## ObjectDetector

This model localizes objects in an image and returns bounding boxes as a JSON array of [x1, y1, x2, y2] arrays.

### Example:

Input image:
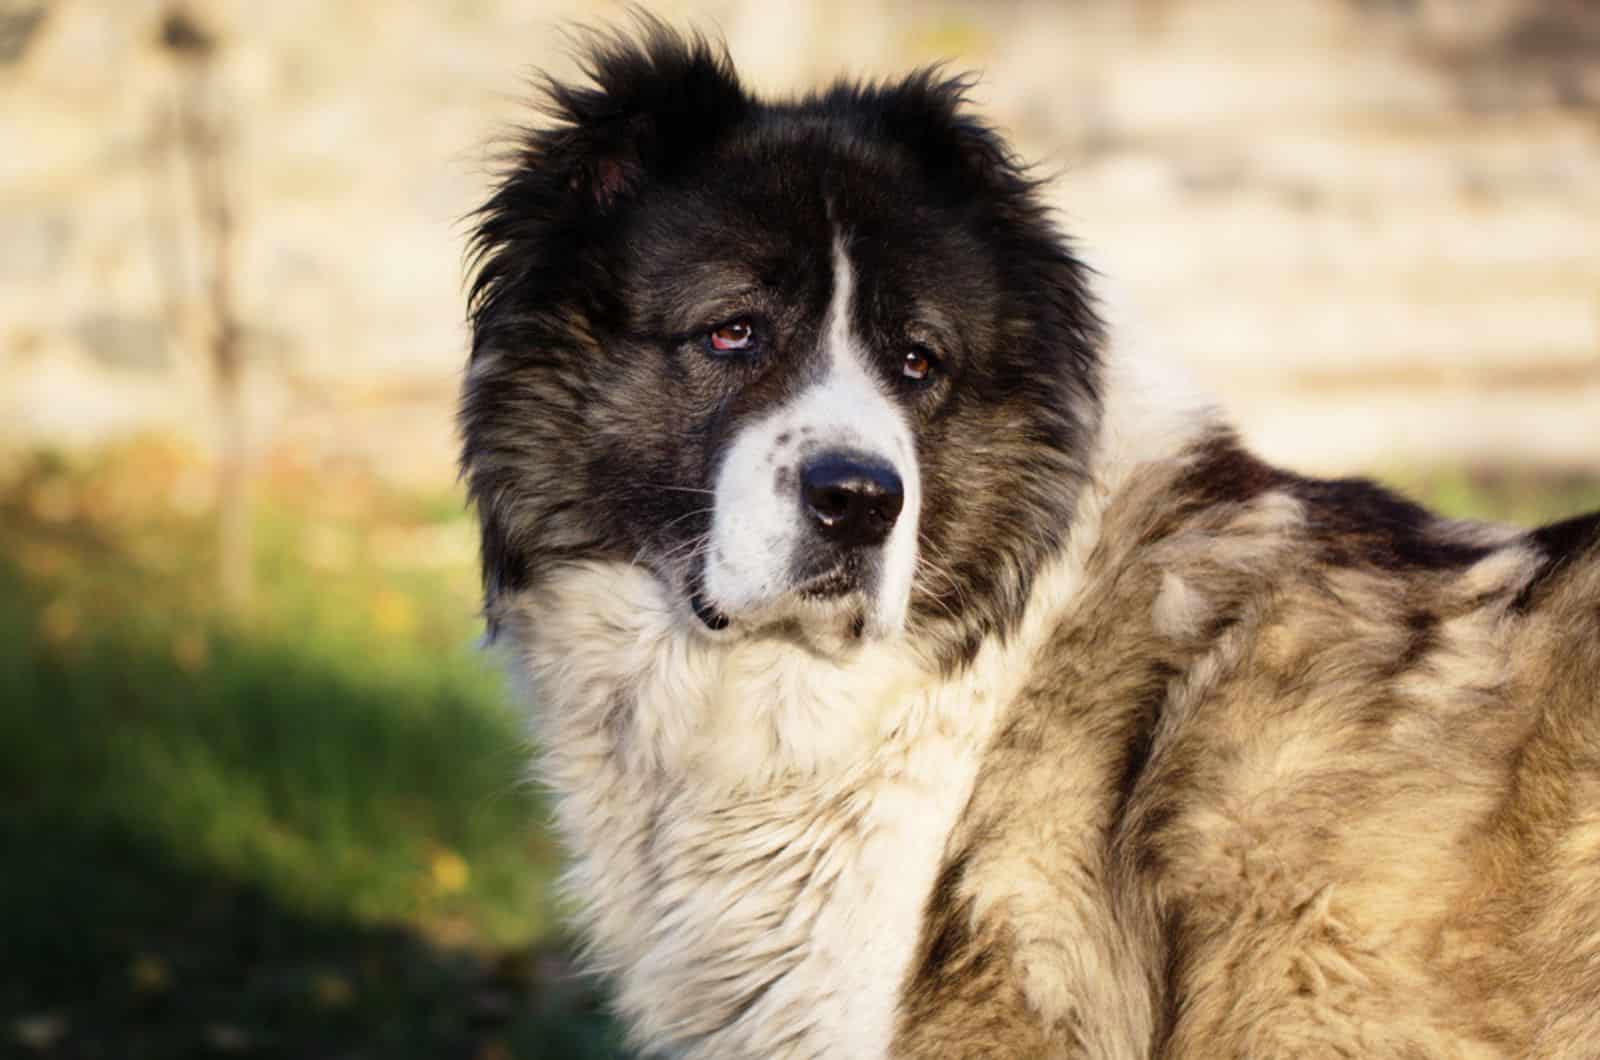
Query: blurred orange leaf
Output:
[[311, 971, 354, 1009], [39, 600, 79, 646], [129, 953, 172, 994], [475, 1040, 513, 1060], [172, 630, 209, 672]]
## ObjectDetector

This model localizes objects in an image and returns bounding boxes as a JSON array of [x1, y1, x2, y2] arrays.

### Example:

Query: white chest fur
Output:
[[503, 562, 1022, 1059]]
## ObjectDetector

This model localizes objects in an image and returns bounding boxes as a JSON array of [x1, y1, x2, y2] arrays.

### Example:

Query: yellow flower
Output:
[[430, 849, 470, 895], [370, 589, 418, 637]]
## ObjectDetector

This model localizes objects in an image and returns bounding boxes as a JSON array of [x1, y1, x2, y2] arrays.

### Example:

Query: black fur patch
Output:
[[1513, 510, 1600, 612], [913, 847, 979, 985], [1109, 662, 1179, 838], [1291, 477, 1492, 572], [1183, 434, 1494, 574], [1394, 608, 1440, 673]]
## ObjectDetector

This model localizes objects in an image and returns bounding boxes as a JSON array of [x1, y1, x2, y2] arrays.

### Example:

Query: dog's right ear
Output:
[[467, 21, 745, 343], [535, 20, 747, 213]]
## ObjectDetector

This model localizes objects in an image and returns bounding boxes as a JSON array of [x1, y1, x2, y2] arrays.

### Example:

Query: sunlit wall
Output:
[[4, 0, 1597, 479]]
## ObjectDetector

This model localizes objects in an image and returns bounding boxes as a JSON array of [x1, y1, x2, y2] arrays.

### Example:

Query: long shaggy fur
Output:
[[461, 23, 1600, 1060]]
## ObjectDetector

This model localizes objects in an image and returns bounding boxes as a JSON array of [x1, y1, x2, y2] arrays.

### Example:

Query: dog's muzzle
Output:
[[692, 238, 920, 639]]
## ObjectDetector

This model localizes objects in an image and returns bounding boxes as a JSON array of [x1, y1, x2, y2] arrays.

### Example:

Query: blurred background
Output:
[[2, 0, 1597, 1056]]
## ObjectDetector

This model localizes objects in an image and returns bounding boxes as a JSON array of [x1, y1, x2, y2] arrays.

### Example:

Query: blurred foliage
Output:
[[0, 437, 620, 1058], [1, 437, 1595, 1058], [1380, 464, 1600, 527]]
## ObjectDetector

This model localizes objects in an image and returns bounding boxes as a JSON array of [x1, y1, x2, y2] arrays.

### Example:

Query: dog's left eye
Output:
[[708, 319, 756, 354]]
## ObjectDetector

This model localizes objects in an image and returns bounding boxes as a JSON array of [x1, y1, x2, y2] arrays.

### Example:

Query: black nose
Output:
[[800, 453, 904, 548]]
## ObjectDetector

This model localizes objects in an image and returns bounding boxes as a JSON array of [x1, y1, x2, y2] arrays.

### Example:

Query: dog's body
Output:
[[461, 25, 1600, 1059]]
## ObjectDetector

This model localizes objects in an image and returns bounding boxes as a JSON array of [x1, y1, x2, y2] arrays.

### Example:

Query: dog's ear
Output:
[[538, 20, 747, 212], [467, 22, 744, 335], [870, 69, 1032, 200]]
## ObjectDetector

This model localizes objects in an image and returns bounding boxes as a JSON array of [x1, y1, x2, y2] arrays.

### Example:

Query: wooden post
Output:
[[160, 7, 253, 612]]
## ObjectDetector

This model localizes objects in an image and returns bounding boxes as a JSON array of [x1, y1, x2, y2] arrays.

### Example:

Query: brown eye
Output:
[[902, 346, 935, 382], [709, 319, 755, 353]]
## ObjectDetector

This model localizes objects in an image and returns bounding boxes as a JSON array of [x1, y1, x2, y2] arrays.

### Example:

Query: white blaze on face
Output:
[[702, 237, 921, 638]]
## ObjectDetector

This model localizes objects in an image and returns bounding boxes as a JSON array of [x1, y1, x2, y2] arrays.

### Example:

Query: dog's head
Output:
[[462, 22, 1101, 667]]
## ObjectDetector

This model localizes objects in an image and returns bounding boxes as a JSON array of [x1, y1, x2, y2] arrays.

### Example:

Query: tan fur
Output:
[[892, 435, 1600, 1059]]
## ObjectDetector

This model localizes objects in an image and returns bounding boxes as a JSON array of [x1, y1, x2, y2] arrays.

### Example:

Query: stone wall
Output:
[[3, 0, 1597, 483]]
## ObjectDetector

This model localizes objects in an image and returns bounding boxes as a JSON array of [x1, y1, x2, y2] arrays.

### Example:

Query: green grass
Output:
[[1379, 465, 1600, 528], [1, 440, 1594, 1059], [0, 441, 620, 1059]]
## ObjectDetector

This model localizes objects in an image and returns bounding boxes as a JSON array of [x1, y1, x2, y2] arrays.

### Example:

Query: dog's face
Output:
[[463, 26, 1103, 666], [688, 236, 924, 642]]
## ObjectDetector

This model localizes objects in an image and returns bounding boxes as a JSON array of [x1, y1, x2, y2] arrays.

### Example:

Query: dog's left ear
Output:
[[539, 21, 748, 213]]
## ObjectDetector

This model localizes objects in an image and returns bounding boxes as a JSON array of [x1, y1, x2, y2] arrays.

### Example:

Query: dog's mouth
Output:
[[684, 560, 865, 635], [793, 561, 860, 601], [684, 561, 733, 631], [689, 589, 731, 631]]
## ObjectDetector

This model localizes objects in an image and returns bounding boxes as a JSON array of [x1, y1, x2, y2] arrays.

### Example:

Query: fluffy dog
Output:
[[459, 23, 1600, 1059]]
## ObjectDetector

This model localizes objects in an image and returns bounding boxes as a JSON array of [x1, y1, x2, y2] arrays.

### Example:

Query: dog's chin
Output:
[[683, 576, 883, 653]]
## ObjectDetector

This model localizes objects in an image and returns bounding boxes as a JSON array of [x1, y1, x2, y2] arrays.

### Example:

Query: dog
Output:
[[459, 22, 1600, 1059]]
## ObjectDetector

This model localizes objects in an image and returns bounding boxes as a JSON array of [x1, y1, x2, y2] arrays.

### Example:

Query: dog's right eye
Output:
[[707, 319, 756, 355]]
